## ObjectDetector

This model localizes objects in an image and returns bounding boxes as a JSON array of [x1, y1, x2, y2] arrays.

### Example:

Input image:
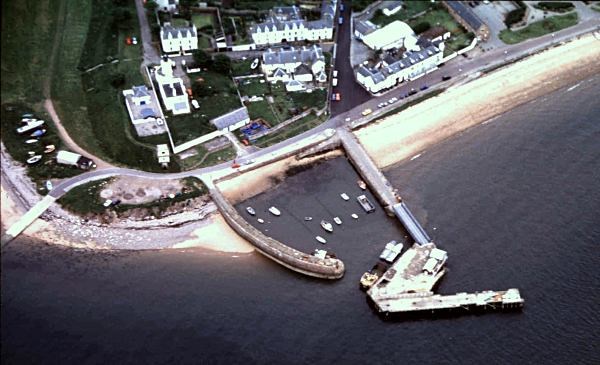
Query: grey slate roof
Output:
[[263, 45, 324, 66], [273, 68, 288, 77], [382, 1, 403, 12], [272, 5, 301, 21], [161, 24, 196, 40], [445, 1, 484, 31], [294, 64, 312, 75], [211, 106, 250, 130], [250, 0, 336, 35], [133, 85, 150, 98], [355, 20, 377, 36]]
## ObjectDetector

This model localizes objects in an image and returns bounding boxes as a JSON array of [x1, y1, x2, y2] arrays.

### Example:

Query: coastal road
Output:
[[3, 16, 599, 246]]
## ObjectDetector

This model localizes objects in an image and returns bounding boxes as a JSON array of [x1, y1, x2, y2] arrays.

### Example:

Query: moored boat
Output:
[[268, 206, 281, 216], [316, 236, 327, 244], [351, 213, 359, 219], [333, 217, 342, 225], [357, 180, 367, 190], [384, 242, 403, 263], [340, 193, 349, 201], [313, 249, 327, 258], [26, 155, 42, 164], [379, 241, 396, 261], [257, 218, 265, 224], [320, 220, 333, 233], [246, 206, 256, 215], [360, 263, 387, 290], [304, 216, 313, 221], [357, 194, 375, 213]]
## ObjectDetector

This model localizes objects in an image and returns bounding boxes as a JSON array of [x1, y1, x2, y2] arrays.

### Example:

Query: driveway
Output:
[[135, 0, 161, 65]]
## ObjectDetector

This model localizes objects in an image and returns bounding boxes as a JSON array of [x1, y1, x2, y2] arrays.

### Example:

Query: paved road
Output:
[[3, 15, 599, 246], [135, 0, 161, 65]]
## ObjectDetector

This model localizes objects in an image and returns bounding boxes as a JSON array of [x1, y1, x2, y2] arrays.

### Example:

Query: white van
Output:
[[332, 78, 338, 86]]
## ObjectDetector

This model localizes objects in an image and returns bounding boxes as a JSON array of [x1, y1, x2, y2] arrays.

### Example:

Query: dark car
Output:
[[420, 85, 429, 91], [442, 75, 452, 81]]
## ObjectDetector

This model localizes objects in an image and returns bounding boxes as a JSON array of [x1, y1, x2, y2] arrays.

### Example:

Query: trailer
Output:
[[56, 150, 96, 170]]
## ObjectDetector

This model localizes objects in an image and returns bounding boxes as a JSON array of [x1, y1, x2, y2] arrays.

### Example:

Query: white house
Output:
[[261, 45, 326, 83], [210, 107, 250, 132], [361, 20, 418, 51], [160, 24, 198, 54], [354, 19, 377, 40], [155, 0, 179, 12], [382, 1, 403, 16], [154, 58, 190, 114], [285, 79, 307, 92], [122, 85, 163, 125], [249, 0, 336, 46], [356, 39, 445, 94]]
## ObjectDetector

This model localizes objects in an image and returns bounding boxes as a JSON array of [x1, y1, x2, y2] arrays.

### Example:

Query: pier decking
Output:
[[392, 202, 431, 245]]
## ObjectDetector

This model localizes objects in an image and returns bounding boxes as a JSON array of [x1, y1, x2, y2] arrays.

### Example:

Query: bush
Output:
[[536, 2, 574, 12], [192, 81, 213, 97], [505, 8, 526, 27], [413, 22, 431, 34], [192, 49, 212, 68], [213, 54, 232, 74], [110, 73, 126, 88]]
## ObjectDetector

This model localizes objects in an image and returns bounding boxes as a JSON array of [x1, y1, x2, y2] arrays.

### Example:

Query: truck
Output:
[[56, 150, 96, 170]]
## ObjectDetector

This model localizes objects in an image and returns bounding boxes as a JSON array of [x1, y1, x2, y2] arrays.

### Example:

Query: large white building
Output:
[[361, 20, 418, 51], [154, 58, 190, 114], [160, 24, 198, 54], [261, 45, 327, 86], [356, 38, 445, 94], [249, 1, 336, 46]]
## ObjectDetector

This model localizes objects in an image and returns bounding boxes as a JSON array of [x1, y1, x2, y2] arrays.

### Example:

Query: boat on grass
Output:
[[44, 144, 56, 154], [268, 206, 281, 216], [45, 181, 53, 191], [333, 217, 342, 225], [25, 139, 39, 144], [26, 155, 42, 164], [340, 193, 349, 201], [246, 207, 256, 215], [250, 58, 259, 69], [316, 236, 327, 244], [320, 220, 333, 233], [357, 180, 367, 190], [30, 129, 46, 137]]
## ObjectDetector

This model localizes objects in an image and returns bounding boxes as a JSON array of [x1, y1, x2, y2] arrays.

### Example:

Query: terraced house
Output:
[[261, 45, 327, 86], [160, 24, 198, 54], [249, 0, 337, 46]]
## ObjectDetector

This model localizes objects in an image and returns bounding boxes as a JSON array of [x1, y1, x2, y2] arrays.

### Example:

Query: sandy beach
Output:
[[355, 34, 600, 169]]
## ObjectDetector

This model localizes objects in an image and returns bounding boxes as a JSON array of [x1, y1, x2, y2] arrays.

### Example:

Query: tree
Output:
[[213, 54, 232, 75], [110, 73, 126, 88], [112, 8, 132, 30], [192, 81, 213, 97], [144, 0, 158, 12], [192, 49, 212, 68]]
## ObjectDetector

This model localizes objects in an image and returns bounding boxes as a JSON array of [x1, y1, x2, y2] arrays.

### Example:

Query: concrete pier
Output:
[[392, 202, 431, 245], [210, 186, 345, 279]]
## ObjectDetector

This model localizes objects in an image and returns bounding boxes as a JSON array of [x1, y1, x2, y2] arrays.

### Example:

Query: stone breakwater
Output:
[[209, 186, 345, 279]]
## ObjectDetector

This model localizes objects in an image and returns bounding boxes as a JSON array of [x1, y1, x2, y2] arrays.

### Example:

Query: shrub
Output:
[[536, 2, 574, 12], [192, 49, 212, 68], [413, 22, 431, 34], [505, 8, 526, 27], [213, 54, 232, 74]]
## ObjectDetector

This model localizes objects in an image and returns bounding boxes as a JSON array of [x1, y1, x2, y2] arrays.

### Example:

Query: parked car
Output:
[[333, 70, 338, 78], [442, 75, 452, 81], [338, 17, 343, 25], [420, 85, 429, 91], [361, 108, 372, 116], [131, 36, 138, 45], [332, 78, 338, 86]]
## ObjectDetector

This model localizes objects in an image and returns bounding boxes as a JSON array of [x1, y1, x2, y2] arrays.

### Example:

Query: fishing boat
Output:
[[379, 241, 396, 261], [340, 193, 349, 201], [27, 151, 36, 156], [30, 129, 47, 137], [351, 213, 359, 219], [45, 180, 53, 191], [313, 248, 327, 258], [320, 220, 333, 233], [333, 217, 342, 225], [384, 242, 404, 263], [357, 180, 367, 190], [44, 145, 56, 154], [26, 155, 42, 164], [357, 194, 375, 213], [268, 206, 281, 216], [257, 218, 265, 224], [25, 139, 39, 144], [359, 263, 387, 290], [246, 206, 256, 215], [316, 236, 327, 244], [304, 216, 313, 221]]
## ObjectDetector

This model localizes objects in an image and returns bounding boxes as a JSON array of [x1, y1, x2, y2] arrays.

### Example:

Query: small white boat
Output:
[[44, 145, 56, 154], [320, 220, 333, 233], [250, 58, 259, 69], [379, 241, 396, 261], [26, 155, 42, 164], [22, 113, 34, 118], [268, 206, 281, 216], [357, 180, 367, 190], [351, 213, 359, 219], [333, 217, 342, 225], [304, 216, 312, 221], [316, 236, 327, 244], [340, 193, 349, 201], [314, 248, 327, 258], [25, 139, 39, 144], [45, 180, 53, 191], [246, 207, 256, 215], [385, 242, 404, 263], [257, 218, 265, 224], [27, 151, 36, 156]]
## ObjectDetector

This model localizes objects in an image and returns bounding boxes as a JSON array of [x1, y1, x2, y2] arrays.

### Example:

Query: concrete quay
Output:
[[209, 186, 345, 279]]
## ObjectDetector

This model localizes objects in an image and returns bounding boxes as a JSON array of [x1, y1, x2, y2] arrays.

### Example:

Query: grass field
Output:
[[178, 145, 237, 169], [499, 13, 579, 44], [371, 1, 434, 26], [237, 78, 270, 96], [167, 112, 217, 146], [192, 13, 213, 29], [171, 17, 189, 27], [231, 59, 260, 77], [246, 100, 279, 126], [407, 9, 473, 54], [253, 112, 328, 148]]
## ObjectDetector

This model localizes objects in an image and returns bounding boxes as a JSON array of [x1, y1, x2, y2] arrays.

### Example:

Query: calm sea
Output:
[[2, 76, 599, 364]]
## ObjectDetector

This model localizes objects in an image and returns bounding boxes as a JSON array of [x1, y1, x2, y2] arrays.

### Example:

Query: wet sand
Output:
[[355, 34, 600, 168]]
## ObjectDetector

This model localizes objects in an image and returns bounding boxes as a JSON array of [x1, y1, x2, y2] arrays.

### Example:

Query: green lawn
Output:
[[1, 0, 60, 104], [370, 1, 434, 26], [407, 9, 473, 54], [253, 112, 328, 148], [192, 13, 213, 29], [198, 35, 212, 49], [231, 59, 260, 77], [246, 100, 279, 126], [230, 0, 295, 11], [167, 112, 217, 146], [593, 5, 600, 13], [237, 78, 269, 96], [178, 144, 236, 169], [171, 17, 189, 27], [499, 13, 579, 44]]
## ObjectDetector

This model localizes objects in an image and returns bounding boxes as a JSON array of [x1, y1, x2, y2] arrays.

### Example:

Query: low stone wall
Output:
[[210, 186, 345, 279]]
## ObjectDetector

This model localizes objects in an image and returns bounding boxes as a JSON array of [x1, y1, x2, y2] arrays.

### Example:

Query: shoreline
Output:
[[3, 34, 599, 252], [354, 34, 600, 169]]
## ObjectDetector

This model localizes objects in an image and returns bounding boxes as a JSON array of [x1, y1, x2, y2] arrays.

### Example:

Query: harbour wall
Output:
[[210, 186, 345, 279]]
